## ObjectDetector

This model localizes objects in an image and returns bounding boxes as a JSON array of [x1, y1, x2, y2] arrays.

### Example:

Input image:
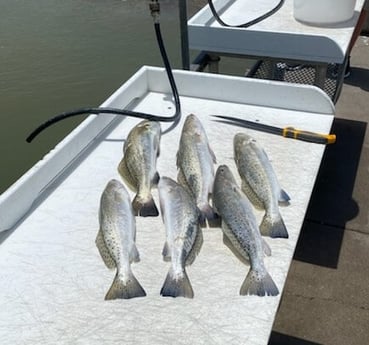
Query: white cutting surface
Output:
[[0, 73, 334, 344]]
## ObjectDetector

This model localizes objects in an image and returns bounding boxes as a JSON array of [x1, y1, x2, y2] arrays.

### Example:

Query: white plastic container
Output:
[[294, 0, 356, 25]]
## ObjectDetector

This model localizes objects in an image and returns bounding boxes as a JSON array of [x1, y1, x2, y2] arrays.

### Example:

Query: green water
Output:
[[0, 0, 187, 194], [0, 0, 251, 194]]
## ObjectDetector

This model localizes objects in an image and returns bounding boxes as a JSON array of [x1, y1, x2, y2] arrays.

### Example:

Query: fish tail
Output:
[[260, 212, 289, 239], [132, 194, 159, 217], [160, 267, 194, 298], [278, 188, 290, 205], [105, 271, 146, 300], [240, 269, 279, 297], [152, 172, 160, 186], [162, 241, 171, 262], [207, 212, 221, 227]]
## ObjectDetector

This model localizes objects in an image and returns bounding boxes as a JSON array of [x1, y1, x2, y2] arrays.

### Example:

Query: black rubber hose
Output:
[[26, 21, 181, 142], [208, 0, 284, 28]]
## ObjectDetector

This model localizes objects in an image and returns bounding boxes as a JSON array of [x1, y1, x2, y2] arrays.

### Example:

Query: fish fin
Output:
[[241, 180, 264, 210], [132, 194, 159, 217], [207, 212, 221, 228], [199, 214, 207, 228], [278, 189, 290, 206], [260, 212, 289, 239], [162, 241, 171, 262], [95, 228, 116, 270], [160, 267, 194, 298], [152, 172, 160, 186], [222, 233, 250, 265], [130, 243, 140, 263], [105, 272, 146, 300], [209, 204, 222, 228], [198, 202, 220, 228], [156, 140, 160, 158], [177, 168, 184, 183], [186, 226, 203, 266], [177, 169, 193, 195], [117, 158, 137, 192], [176, 151, 180, 168], [240, 269, 279, 296], [187, 174, 197, 189], [262, 238, 272, 257], [208, 145, 217, 164]]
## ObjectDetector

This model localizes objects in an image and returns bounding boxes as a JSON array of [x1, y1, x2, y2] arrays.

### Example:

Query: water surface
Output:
[[0, 0, 249, 194], [0, 0, 185, 193]]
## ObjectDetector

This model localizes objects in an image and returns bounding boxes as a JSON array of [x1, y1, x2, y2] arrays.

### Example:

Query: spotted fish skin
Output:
[[118, 120, 161, 217], [233, 133, 289, 239], [212, 165, 279, 297], [158, 176, 203, 298], [176, 114, 218, 226], [96, 179, 146, 300]]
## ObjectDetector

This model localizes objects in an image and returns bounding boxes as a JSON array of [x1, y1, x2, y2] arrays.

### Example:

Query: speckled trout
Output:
[[118, 120, 161, 217], [213, 165, 279, 296], [234, 133, 290, 238], [96, 179, 146, 300], [176, 114, 218, 226], [158, 176, 203, 298]]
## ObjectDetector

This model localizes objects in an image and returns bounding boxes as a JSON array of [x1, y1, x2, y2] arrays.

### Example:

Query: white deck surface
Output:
[[0, 67, 335, 344], [188, 0, 365, 63]]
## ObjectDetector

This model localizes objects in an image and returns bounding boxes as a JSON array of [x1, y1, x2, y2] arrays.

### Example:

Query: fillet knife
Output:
[[212, 115, 336, 145]]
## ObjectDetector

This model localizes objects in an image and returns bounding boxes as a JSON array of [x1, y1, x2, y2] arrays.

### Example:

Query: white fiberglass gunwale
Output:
[[188, 0, 366, 63]]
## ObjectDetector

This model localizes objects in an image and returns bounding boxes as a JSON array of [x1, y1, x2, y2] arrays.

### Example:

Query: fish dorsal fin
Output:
[[152, 172, 160, 186], [177, 169, 194, 197], [130, 243, 141, 263], [176, 150, 180, 168], [208, 145, 217, 164], [95, 228, 116, 270], [222, 232, 249, 265], [162, 241, 171, 262], [262, 238, 272, 256], [278, 188, 291, 205], [185, 226, 203, 266], [117, 157, 137, 191]]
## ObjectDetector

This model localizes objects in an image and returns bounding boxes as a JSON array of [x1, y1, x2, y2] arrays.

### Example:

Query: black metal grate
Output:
[[247, 61, 341, 101]]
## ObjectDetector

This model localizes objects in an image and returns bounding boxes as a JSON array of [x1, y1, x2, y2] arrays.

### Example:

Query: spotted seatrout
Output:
[[118, 120, 161, 217], [96, 179, 146, 300], [176, 114, 218, 226], [213, 165, 279, 296], [234, 133, 290, 238], [158, 176, 203, 298]]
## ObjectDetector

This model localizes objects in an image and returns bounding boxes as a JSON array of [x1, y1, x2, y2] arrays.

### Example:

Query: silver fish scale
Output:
[[234, 133, 289, 239], [158, 176, 203, 298], [118, 120, 161, 217], [213, 166, 265, 269], [214, 166, 279, 296], [219, 184, 262, 266], [98, 181, 134, 269], [177, 137, 208, 198], [96, 180, 146, 300], [122, 122, 159, 191], [159, 178, 201, 262], [176, 114, 216, 221], [234, 134, 279, 210], [160, 177, 200, 252]]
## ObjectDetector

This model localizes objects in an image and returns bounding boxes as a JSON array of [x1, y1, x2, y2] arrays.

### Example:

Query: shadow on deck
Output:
[[292, 117, 367, 268]]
